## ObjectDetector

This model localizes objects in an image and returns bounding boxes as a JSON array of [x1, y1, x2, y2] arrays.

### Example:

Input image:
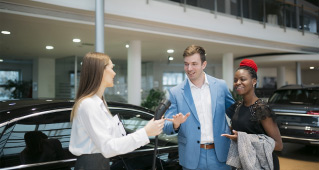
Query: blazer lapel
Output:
[[208, 76, 217, 120], [182, 80, 200, 123]]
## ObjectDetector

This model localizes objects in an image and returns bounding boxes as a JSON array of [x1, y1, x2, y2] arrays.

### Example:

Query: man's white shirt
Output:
[[188, 73, 214, 144]]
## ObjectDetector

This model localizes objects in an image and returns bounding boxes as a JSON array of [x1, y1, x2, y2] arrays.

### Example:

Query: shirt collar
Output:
[[92, 94, 104, 106], [188, 72, 209, 88]]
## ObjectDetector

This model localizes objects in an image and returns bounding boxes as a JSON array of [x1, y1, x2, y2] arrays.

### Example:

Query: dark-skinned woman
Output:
[[222, 59, 283, 170]]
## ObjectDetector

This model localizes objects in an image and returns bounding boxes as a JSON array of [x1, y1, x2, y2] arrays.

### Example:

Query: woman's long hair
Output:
[[70, 52, 110, 121]]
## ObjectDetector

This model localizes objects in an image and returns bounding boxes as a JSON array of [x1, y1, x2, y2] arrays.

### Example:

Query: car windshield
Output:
[[268, 89, 319, 105]]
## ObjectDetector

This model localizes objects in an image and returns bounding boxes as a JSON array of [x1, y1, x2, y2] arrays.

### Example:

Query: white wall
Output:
[[286, 67, 297, 85], [257, 68, 277, 88], [302, 69, 319, 85], [36, 58, 55, 98]]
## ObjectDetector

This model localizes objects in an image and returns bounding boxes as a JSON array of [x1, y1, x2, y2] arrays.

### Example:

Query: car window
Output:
[[269, 89, 319, 105], [0, 110, 73, 169], [110, 108, 178, 148]]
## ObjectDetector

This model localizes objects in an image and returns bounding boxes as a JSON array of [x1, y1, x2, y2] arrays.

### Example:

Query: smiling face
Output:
[[184, 53, 207, 84], [234, 69, 257, 96], [102, 59, 116, 88]]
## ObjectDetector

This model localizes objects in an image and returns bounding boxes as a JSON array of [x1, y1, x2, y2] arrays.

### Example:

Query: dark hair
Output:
[[183, 45, 206, 63], [237, 66, 258, 80]]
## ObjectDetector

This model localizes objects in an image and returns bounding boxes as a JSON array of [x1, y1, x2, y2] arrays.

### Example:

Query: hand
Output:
[[221, 130, 238, 141], [166, 112, 190, 130], [144, 118, 165, 137]]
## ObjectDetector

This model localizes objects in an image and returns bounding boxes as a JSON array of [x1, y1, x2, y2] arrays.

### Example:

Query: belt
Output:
[[200, 143, 215, 149]]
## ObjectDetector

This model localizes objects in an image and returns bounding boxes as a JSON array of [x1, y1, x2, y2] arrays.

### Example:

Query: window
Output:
[[0, 110, 73, 168], [162, 72, 185, 91], [0, 70, 20, 100]]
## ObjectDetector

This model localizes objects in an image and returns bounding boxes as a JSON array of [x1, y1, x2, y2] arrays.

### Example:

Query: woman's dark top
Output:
[[226, 99, 280, 170]]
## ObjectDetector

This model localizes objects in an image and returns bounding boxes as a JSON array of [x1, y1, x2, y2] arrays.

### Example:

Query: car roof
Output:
[[277, 84, 319, 90], [0, 99, 153, 125]]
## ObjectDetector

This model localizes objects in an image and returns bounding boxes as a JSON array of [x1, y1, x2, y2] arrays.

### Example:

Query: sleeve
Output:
[[163, 89, 178, 135], [223, 80, 235, 110], [255, 103, 277, 122], [78, 101, 150, 158], [226, 103, 236, 119]]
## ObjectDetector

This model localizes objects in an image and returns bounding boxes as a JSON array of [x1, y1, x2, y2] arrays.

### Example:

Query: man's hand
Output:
[[166, 112, 190, 130]]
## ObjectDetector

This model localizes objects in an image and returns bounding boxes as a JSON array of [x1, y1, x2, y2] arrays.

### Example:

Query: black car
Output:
[[268, 85, 319, 146], [0, 99, 181, 170]]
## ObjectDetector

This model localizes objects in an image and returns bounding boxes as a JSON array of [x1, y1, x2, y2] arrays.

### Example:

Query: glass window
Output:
[[0, 70, 20, 100], [0, 110, 73, 168], [162, 72, 185, 91], [110, 108, 178, 147]]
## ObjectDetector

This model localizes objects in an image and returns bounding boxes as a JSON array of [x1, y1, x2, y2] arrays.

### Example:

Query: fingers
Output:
[[185, 112, 190, 117]]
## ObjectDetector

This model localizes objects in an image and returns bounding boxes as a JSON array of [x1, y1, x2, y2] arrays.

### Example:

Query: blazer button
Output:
[[197, 141, 200, 143], [198, 127, 200, 130]]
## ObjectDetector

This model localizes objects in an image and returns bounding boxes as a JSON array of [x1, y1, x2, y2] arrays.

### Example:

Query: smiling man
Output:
[[164, 45, 235, 170]]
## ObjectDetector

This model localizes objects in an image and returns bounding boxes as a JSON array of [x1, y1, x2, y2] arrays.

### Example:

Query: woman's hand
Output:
[[166, 112, 190, 130], [144, 118, 165, 137], [221, 130, 238, 141]]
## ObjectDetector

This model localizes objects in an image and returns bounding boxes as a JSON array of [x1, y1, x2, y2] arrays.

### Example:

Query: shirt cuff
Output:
[[138, 128, 150, 144]]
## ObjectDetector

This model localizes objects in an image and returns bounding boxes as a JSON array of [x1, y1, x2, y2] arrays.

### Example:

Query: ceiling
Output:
[[0, 0, 318, 70]]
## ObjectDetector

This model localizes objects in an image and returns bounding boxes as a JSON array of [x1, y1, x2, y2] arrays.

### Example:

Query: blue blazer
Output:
[[163, 75, 234, 169]]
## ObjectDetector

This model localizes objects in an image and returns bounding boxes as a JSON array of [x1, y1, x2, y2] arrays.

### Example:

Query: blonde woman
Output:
[[69, 52, 164, 170]]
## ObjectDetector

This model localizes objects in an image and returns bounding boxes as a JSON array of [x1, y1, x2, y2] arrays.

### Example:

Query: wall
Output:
[[37, 58, 55, 98], [302, 69, 319, 85]]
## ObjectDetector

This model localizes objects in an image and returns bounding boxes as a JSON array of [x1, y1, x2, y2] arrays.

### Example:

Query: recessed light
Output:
[[1, 31, 10, 35], [73, 38, 81, 43], [46, 46, 54, 50], [168, 56, 174, 61], [0, 59, 3, 62], [310, 66, 315, 69], [167, 49, 174, 53], [125, 44, 129, 48]]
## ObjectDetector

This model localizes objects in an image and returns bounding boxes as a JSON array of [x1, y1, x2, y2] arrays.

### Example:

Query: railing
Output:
[[158, 0, 319, 35]]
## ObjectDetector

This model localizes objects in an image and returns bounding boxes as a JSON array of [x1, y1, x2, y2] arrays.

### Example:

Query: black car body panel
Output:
[[0, 99, 180, 170], [268, 85, 319, 145]]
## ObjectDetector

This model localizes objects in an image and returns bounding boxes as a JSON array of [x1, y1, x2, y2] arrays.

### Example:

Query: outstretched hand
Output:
[[221, 130, 238, 141], [166, 112, 190, 130]]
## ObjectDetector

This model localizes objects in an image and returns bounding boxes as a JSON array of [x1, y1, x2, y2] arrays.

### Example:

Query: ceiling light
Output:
[[1, 31, 10, 35], [73, 38, 81, 43], [310, 66, 315, 69], [168, 56, 174, 61], [0, 59, 3, 62], [167, 49, 174, 53], [125, 44, 129, 48], [46, 46, 54, 50]]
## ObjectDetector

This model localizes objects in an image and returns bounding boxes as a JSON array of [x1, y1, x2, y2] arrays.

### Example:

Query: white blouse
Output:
[[69, 95, 150, 158]]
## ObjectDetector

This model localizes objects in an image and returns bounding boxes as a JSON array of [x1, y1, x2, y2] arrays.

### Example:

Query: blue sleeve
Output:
[[224, 83, 235, 111], [163, 89, 178, 135]]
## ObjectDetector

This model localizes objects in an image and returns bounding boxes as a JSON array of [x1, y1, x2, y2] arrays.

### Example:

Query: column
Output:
[[128, 40, 141, 105], [95, 0, 104, 53], [222, 53, 234, 91], [33, 58, 55, 98], [296, 62, 301, 85], [277, 66, 286, 89]]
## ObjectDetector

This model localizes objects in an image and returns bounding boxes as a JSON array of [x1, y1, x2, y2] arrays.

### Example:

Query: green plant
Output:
[[141, 88, 165, 111], [4, 80, 32, 99], [229, 89, 242, 102]]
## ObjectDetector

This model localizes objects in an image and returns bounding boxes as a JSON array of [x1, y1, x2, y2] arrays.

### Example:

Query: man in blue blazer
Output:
[[164, 45, 234, 170]]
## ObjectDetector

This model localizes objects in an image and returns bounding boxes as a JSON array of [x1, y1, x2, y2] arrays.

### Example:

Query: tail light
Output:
[[307, 111, 319, 115], [304, 130, 319, 135]]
